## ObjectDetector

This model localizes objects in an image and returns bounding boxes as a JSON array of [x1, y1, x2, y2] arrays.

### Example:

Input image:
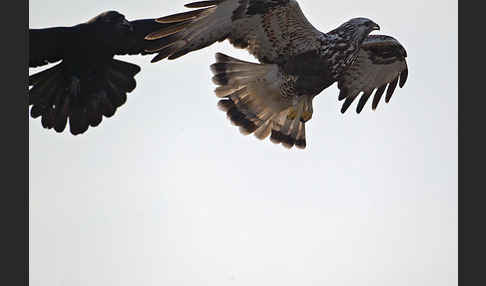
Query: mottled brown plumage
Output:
[[145, 0, 408, 149]]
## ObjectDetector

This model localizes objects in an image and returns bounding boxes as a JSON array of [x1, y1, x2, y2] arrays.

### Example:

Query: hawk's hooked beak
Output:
[[372, 24, 380, 31]]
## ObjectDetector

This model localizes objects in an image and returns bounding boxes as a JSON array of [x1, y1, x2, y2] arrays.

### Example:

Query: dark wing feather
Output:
[[115, 18, 175, 56], [337, 35, 408, 114], [29, 14, 149, 135], [145, 0, 323, 63], [29, 27, 70, 67]]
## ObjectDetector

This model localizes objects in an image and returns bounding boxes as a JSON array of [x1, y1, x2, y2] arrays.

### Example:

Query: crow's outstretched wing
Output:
[[145, 0, 323, 63], [30, 18, 170, 65], [29, 27, 70, 67], [28, 14, 169, 135], [337, 35, 408, 114], [115, 18, 174, 56]]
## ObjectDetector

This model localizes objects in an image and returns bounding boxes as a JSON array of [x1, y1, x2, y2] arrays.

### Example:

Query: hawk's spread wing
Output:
[[337, 35, 408, 113], [145, 0, 322, 63]]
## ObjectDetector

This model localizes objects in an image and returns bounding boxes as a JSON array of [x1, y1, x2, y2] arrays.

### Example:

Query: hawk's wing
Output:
[[29, 27, 70, 67], [145, 0, 323, 63], [337, 35, 408, 114]]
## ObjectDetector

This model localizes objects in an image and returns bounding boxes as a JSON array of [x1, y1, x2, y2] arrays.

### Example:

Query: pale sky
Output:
[[29, 1, 458, 286]]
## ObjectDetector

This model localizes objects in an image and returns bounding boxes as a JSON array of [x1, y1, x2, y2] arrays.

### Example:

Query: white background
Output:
[[30, 1, 457, 285]]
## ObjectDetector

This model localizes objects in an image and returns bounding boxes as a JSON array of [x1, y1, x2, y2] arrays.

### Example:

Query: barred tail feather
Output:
[[270, 111, 307, 149], [211, 52, 309, 149], [28, 59, 141, 135]]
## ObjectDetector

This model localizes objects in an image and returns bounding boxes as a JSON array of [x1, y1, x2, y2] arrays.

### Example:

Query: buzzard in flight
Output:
[[146, 0, 409, 149], [29, 11, 170, 135]]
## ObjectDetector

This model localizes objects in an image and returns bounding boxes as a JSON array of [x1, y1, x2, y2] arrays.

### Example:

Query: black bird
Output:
[[29, 11, 169, 135]]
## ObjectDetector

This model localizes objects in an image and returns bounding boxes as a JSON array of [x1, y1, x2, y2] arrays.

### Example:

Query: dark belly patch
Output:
[[281, 51, 334, 96]]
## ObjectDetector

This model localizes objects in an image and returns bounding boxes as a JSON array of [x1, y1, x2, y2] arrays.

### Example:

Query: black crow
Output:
[[29, 11, 169, 135]]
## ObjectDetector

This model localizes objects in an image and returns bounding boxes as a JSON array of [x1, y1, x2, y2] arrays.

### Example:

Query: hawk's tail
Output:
[[210, 53, 309, 149], [29, 59, 141, 135]]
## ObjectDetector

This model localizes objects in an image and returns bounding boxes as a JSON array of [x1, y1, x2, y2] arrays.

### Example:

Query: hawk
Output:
[[29, 11, 170, 135], [145, 0, 409, 149]]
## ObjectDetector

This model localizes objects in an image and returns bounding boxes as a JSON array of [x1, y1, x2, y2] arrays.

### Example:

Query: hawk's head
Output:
[[335, 17, 380, 45]]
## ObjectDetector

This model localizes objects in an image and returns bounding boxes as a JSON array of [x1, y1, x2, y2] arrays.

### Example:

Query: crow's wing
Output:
[[29, 27, 70, 67], [115, 18, 175, 56], [144, 0, 323, 63], [337, 35, 408, 114], [28, 14, 165, 136]]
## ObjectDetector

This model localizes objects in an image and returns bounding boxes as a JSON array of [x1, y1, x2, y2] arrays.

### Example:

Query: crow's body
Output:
[[29, 11, 168, 135]]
